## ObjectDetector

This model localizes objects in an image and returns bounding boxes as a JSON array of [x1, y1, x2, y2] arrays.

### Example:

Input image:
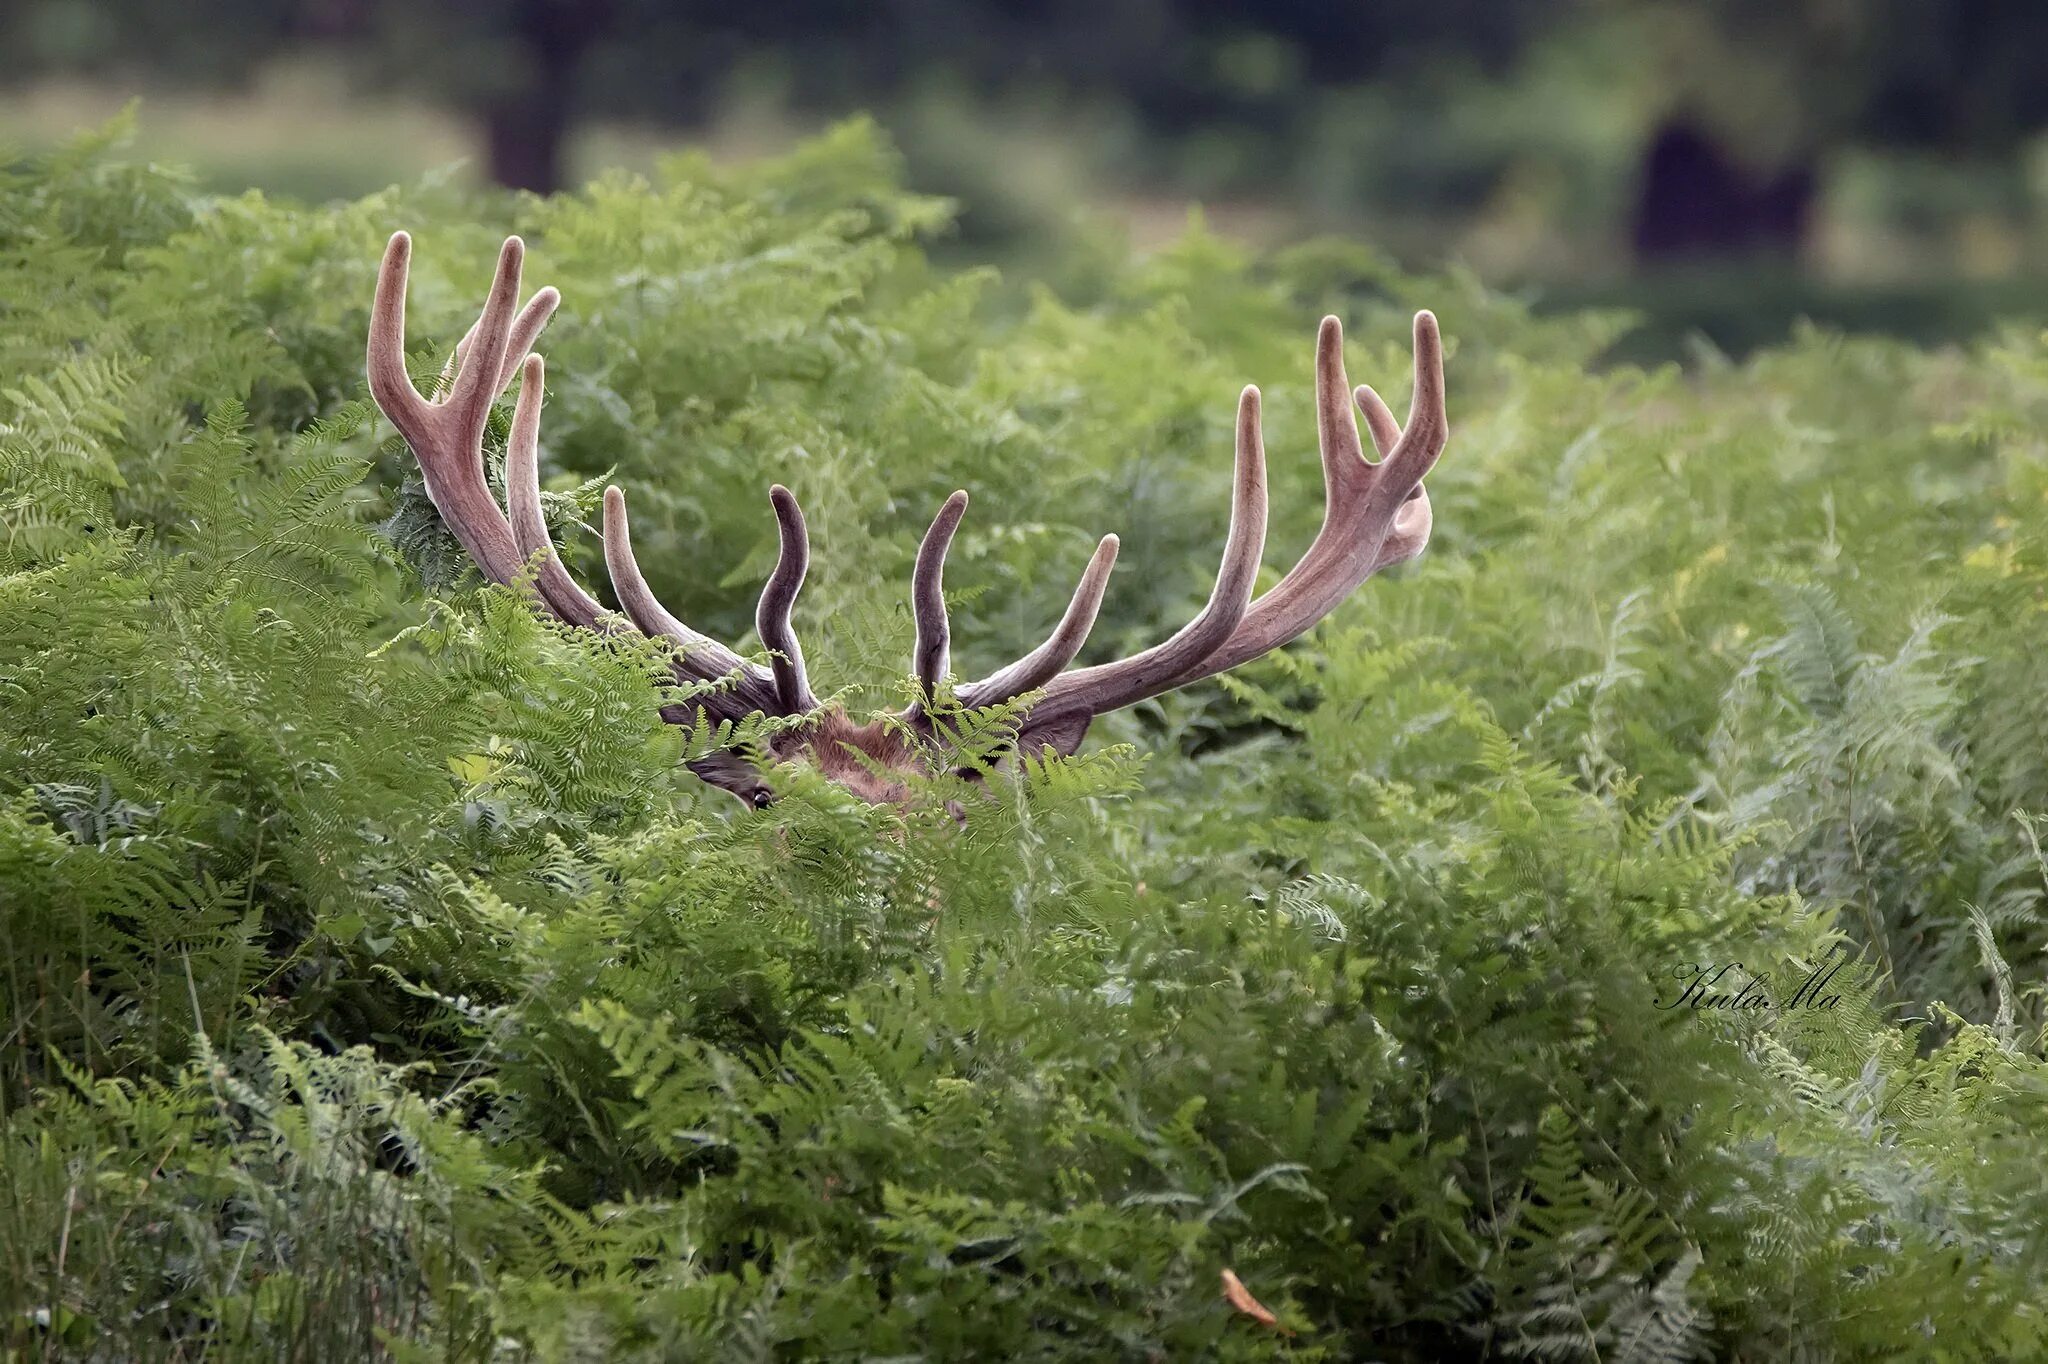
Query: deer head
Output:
[[366, 233, 1448, 809]]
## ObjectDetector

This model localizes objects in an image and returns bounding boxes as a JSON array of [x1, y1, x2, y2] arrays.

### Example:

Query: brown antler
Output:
[[938, 312, 1446, 755], [370, 230, 1448, 808], [368, 231, 795, 724]]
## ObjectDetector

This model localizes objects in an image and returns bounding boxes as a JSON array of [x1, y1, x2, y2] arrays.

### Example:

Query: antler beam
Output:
[[991, 312, 1447, 753]]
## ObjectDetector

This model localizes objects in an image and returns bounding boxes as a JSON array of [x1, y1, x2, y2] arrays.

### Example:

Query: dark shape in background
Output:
[[1633, 122, 1814, 262], [473, 0, 619, 193], [5, 0, 2047, 353]]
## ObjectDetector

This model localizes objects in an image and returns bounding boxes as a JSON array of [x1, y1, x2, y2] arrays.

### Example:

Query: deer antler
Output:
[[368, 231, 795, 725], [899, 312, 1446, 756], [369, 231, 1447, 808]]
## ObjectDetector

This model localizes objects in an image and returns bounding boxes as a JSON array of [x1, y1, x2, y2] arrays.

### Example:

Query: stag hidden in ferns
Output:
[[365, 233, 1449, 808]]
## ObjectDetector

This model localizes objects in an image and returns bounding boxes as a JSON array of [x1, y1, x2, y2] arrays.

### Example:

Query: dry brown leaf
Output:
[[1221, 1268, 1292, 1334]]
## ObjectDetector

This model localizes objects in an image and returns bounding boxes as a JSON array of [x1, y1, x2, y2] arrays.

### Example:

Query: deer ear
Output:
[[1017, 714, 1094, 759]]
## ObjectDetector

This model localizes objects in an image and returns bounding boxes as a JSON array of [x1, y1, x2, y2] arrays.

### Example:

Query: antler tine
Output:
[[1355, 367, 1434, 568], [366, 232, 424, 416], [443, 237, 528, 431], [1352, 382, 1401, 459], [1310, 312, 1373, 492], [954, 533, 1120, 711], [1377, 482, 1435, 566], [600, 487, 787, 714], [1379, 310, 1448, 488], [439, 292, 560, 402], [504, 355, 608, 627], [758, 486, 818, 714], [910, 491, 970, 709]]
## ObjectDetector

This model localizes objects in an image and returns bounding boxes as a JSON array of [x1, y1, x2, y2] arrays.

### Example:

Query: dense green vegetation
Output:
[[5, 117, 2048, 1360]]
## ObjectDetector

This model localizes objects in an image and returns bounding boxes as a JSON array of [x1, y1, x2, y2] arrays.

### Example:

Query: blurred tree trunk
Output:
[[480, 0, 615, 194], [483, 68, 571, 193], [1632, 122, 1816, 262]]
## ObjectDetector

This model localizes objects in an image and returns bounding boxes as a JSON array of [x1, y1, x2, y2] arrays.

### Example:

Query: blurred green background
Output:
[[5, 0, 2047, 360]]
